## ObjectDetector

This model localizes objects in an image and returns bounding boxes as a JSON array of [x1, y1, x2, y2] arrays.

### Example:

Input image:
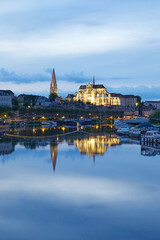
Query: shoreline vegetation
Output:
[[0, 105, 124, 119]]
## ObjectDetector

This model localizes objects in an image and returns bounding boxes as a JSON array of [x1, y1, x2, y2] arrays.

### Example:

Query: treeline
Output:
[[19, 106, 124, 118], [0, 106, 13, 117], [0, 104, 124, 119], [150, 110, 160, 119]]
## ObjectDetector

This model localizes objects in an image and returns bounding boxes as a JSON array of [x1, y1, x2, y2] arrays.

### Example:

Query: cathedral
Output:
[[74, 76, 109, 106], [74, 76, 138, 107], [50, 68, 58, 95]]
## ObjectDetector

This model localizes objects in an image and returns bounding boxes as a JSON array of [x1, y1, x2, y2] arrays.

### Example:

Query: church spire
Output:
[[50, 68, 57, 95], [93, 75, 95, 86]]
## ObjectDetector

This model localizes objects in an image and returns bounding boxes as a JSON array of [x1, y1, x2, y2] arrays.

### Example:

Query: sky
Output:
[[0, 0, 160, 100]]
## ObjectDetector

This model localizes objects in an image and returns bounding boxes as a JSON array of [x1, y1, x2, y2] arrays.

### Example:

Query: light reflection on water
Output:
[[0, 133, 160, 240]]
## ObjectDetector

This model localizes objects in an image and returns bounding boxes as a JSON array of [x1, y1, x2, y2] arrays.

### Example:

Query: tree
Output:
[[136, 96, 141, 106], [12, 98, 19, 106], [49, 93, 57, 102]]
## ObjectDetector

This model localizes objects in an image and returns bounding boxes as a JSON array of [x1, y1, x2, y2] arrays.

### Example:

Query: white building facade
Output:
[[0, 91, 12, 107]]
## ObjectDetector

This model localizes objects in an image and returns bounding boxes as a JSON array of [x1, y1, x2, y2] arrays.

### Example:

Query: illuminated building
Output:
[[50, 143, 58, 171], [108, 93, 138, 107], [74, 76, 138, 107], [50, 68, 58, 95], [74, 76, 109, 106]]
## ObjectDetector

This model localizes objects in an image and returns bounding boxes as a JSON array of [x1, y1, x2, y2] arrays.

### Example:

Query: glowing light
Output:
[[62, 127, 66, 131]]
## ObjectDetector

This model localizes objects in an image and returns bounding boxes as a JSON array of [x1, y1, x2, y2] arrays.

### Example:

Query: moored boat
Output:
[[41, 121, 57, 127], [141, 130, 160, 144], [137, 123, 156, 134], [117, 125, 129, 135], [125, 117, 149, 125], [129, 127, 141, 137]]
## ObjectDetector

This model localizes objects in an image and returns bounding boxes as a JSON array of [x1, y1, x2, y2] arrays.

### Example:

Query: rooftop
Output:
[[80, 84, 105, 89], [110, 93, 136, 98]]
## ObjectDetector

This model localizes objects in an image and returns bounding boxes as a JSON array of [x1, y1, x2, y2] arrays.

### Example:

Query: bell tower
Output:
[[50, 68, 57, 95]]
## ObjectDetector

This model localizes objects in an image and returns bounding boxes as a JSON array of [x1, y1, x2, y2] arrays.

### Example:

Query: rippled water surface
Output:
[[0, 132, 160, 240]]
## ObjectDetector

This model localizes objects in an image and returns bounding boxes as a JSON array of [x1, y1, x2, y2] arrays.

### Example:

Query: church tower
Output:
[[93, 75, 95, 86], [50, 68, 58, 95]]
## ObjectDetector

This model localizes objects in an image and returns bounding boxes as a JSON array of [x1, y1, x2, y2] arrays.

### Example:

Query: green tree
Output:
[[49, 93, 57, 102], [136, 96, 141, 106]]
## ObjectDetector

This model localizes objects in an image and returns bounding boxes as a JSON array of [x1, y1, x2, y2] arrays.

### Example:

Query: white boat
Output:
[[141, 131, 160, 143], [129, 127, 141, 137], [126, 117, 149, 125], [144, 131, 160, 139], [114, 120, 128, 130], [41, 121, 57, 127], [117, 126, 129, 135]]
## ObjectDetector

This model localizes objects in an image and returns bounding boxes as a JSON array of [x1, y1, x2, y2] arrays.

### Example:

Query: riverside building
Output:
[[0, 91, 12, 107]]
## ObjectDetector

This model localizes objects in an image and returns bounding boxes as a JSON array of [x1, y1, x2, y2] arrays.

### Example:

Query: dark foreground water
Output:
[[0, 132, 160, 240]]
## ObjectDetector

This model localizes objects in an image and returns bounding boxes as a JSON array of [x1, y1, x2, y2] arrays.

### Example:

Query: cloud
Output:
[[0, 24, 157, 58], [0, 68, 50, 83], [0, 68, 91, 84], [0, 174, 159, 206], [0, 68, 159, 99]]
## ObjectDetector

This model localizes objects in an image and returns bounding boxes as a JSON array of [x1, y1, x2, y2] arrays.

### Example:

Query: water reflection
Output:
[[74, 135, 120, 162], [141, 144, 160, 156], [0, 140, 15, 156], [1, 133, 121, 169], [1, 132, 160, 170], [50, 143, 58, 171], [1, 132, 160, 240]]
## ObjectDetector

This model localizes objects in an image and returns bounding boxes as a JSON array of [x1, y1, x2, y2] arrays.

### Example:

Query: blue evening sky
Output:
[[0, 0, 160, 100]]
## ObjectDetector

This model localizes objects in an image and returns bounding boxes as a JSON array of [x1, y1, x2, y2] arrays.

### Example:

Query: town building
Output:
[[108, 93, 138, 107], [144, 101, 160, 109], [65, 94, 75, 102], [35, 96, 51, 107], [1, 90, 14, 99], [0, 91, 12, 107], [50, 68, 58, 95], [55, 96, 63, 104]]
